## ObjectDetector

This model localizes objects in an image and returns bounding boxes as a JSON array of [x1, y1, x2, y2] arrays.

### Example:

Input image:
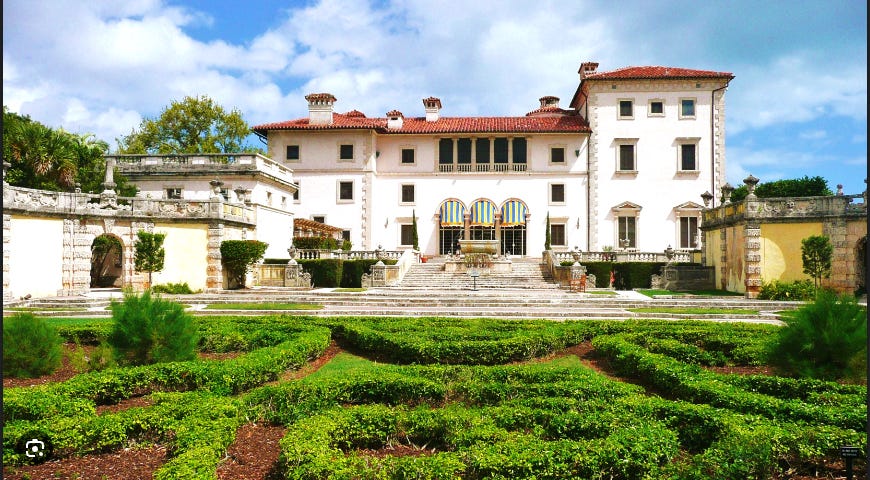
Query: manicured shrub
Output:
[[293, 236, 337, 250], [151, 282, 197, 294], [2, 313, 63, 378], [108, 290, 199, 366], [770, 290, 867, 381], [299, 258, 344, 287], [757, 279, 816, 300], [220, 239, 268, 289]]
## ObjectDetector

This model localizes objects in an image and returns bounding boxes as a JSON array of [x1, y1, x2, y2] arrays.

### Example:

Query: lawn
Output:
[[628, 307, 760, 315], [3, 315, 865, 479], [637, 289, 745, 297]]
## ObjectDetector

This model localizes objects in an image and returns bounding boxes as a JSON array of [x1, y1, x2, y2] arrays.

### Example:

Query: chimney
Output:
[[579, 62, 599, 80], [305, 93, 336, 125], [423, 97, 442, 122], [386, 110, 404, 129], [539, 96, 560, 109]]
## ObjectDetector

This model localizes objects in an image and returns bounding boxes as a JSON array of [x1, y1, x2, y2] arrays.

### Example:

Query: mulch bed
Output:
[[217, 423, 287, 480], [2, 445, 169, 480]]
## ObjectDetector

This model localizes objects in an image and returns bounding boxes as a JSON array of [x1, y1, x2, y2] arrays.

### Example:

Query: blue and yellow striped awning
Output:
[[501, 200, 527, 226], [470, 199, 496, 226], [440, 200, 465, 226]]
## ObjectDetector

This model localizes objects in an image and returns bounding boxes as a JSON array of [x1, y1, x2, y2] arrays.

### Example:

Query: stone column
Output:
[[744, 224, 762, 298], [463, 213, 471, 251], [206, 222, 224, 291], [494, 213, 502, 254]]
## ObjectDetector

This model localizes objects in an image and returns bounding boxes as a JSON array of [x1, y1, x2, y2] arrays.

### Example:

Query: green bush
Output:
[[107, 290, 199, 366], [757, 279, 816, 300], [299, 259, 397, 288], [151, 282, 197, 294], [3, 313, 63, 378], [220, 239, 268, 289], [770, 290, 867, 381], [293, 236, 338, 250], [340, 259, 384, 288]]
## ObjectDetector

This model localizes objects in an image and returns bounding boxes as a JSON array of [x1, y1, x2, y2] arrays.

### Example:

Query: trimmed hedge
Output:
[[581, 262, 668, 288], [299, 259, 397, 288]]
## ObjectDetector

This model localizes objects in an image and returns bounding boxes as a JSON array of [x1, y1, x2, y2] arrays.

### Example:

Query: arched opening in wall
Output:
[[500, 199, 528, 256], [90, 234, 123, 288], [438, 199, 465, 255], [856, 236, 866, 295], [469, 199, 496, 240]]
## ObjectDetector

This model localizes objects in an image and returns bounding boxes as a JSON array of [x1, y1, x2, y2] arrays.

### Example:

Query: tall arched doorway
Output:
[[469, 199, 496, 240], [438, 199, 465, 255], [90, 234, 123, 287], [500, 199, 528, 255]]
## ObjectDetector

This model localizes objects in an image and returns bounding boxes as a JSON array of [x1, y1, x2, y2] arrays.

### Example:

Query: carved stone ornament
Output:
[[103, 218, 114, 234]]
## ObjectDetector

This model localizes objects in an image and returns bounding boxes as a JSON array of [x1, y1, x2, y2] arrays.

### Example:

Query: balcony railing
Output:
[[439, 162, 527, 173]]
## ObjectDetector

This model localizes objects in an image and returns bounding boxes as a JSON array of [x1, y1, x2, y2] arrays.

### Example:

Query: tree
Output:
[[730, 176, 832, 202], [3, 106, 137, 195], [544, 212, 552, 250], [134, 231, 166, 288], [117, 95, 259, 154], [220, 240, 268, 289], [770, 290, 866, 381], [801, 235, 833, 289], [108, 290, 198, 366], [411, 209, 419, 251]]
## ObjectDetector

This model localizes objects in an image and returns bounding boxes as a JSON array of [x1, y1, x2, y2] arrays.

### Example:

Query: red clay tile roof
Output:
[[345, 109, 366, 117], [585, 66, 734, 80], [386, 110, 403, 117], [253, 113, 590, 135]]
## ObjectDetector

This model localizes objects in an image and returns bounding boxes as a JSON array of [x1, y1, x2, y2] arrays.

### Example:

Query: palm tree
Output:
[[6, 119, 77, 190]]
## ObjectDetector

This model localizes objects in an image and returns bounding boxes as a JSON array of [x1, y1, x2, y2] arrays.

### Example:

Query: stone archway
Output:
[[90, 234, 124, 288]]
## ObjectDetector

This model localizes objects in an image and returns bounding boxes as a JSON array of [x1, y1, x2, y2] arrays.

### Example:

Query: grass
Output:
[[584, 290, 618, 295], [7, 307, 89, 312], [629, 307, 759, 315], [305, 352, 379, 379], [204, 302, 324, 311], [637, 289, 744, 298]]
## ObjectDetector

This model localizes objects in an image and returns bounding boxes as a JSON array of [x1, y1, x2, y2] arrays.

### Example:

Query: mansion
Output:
[[253, 61, 733, 257]]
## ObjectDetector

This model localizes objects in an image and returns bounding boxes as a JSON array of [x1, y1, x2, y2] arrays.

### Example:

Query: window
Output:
[[618, 144, 636, 171], [512, 137, 527, 164], [438, 138, 453, 165], [220, 188, 230, 201], [618, 99, 633, 119], [266, 191, 272, 206], [550, 184, 566, 204], [617, 216, 636, 248], [338, 181, 354, 201], [281, 196, 287, 209], [680, 99, 696, 118], [312, 216, 325, 224], [648, 100, 664, 116], [400, 224, 415, 246], [339, 144, 354, 160], [293, 180, 300, 201], [165, 188, 182, 199], [493, 138, 508, 164], [680, 216, 699, 249], [286, 145, 300, 161], [550, 147, 565, 164], [680, 143, 698, 171], [457, 138, 472, 164], [476, 138, 490, 164], [401, 148, 415, 164], [342, 230, 351, 242], [401, 184, 415, 204], [550, 224, 566, 247]]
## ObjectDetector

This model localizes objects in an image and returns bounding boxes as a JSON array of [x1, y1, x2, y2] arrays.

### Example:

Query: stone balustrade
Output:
[[294, 249, 403, 261], [549, 250, 693, 264], [2, 184, 255, 225], [110, 153, 295, 184], [702, 193, 866, 229]]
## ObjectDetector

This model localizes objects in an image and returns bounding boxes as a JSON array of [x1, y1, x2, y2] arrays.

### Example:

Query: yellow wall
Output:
[[9, 216, 64, 298], [153, 223, 209, 291], [761, 223, 823, 282]]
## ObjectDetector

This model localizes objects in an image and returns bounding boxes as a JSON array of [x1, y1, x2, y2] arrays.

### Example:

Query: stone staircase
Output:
[[397, 257, 561, 290]]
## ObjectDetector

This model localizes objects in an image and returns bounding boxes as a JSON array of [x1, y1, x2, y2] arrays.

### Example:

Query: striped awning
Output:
[[470, 199, 496, 226], [439, 200, 465, 226], [501, 200, 527, 226]]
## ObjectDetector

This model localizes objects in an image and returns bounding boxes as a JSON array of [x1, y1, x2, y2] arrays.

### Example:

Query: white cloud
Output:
[[799, 130, 827, 140], [728, 53, 867, 135]]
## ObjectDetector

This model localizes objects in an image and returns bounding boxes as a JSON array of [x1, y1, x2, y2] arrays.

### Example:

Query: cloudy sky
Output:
[[4, 0, 867, 194]]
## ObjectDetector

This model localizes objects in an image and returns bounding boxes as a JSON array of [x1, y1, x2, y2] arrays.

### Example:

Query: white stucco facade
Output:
[[254, 62, 733, 257]]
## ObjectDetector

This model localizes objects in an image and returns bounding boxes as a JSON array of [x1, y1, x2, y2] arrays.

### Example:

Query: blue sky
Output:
[[4, 0, 867, 195]]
